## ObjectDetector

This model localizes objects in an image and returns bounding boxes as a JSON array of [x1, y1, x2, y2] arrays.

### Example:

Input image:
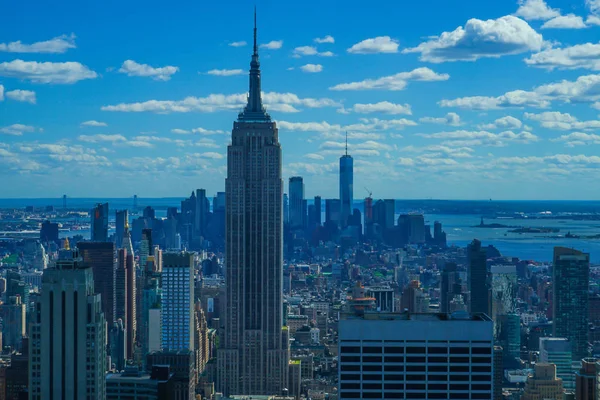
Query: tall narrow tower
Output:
[[339, 132, 353, 228], [218, 10, 289, 396]]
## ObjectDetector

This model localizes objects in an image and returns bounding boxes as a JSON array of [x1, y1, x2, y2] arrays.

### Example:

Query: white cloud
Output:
[[171, 127, 226, 135], [592, 102, 600, 110], [123, 140, 153, 148], [81, 120, 107, 127], [419, 112, 461, 126], [587, 15, 600, 25], [0, 124, 36, 136], [102, 92, 340, 113], [525, 43, 600, 70], [5, 89, 36, 104], [0, 84, 3, 101], [78, 134, 127, 143], [314, 35, 335, 44], [479, 116, 523, 129], [229, 41, 247, 47], [440, 89, 550, 110], [347, 36, 399, 54], [118, 60, 179, 81], [260, 40, 283, 50], [300, 64, 323, 73], [524, 111, 600, 130], [330, 67, 449, 91], [515, 0, 561, 20], [588, 0, 600, 14], [551, 131, 600, 146], [277, 118, 416, 135], [348, 101, 412, 115], [0, 34, 76, 54], [402, 16, 543, 62], [541, 14, 588, 29], [198, 152, 224, 159], [0, 60, 97, 84], [417, 129, 539, 146], [293, 46, 334, 57], [206, 68, 244, 76], [305, 153, 325, 160]]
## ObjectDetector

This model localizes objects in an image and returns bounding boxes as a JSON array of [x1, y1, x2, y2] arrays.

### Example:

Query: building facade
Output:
[[289, 177, 305, 230], [161, 252, 194, 352], [91, 202, 109, 242], [339, 141, 353, 228], [217, 13, 289, 396], [338, 312, 494, 400]]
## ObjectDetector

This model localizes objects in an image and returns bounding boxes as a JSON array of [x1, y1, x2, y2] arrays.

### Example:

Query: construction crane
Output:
[[364, 187, 372, 198]]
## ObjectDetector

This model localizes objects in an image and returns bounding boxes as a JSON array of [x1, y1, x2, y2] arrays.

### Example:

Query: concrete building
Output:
[[575, 358, 597, 400], [29, 249, 106, 400], [161, 252, 194, 352], [553, 247, 590, 361], [367, 286, 395, 312], [521, 363, 564, 400], [217, 12, 289, 397], [338, 312, 494, 400]]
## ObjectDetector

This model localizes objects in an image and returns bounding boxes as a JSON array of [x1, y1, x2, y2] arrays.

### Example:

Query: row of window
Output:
[[340, 392, 491, 399], [340, 355, 492, 364], [341, 374, 492, 382], [341, 365, 491, 374], [341, 383, 492, 391], [341, 346, 492, 355]]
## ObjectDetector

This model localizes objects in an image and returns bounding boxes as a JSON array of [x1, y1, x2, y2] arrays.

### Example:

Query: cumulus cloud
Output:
[[346, 101, 412, 115], [0, 60, 97, 84], [330, 67, 449, 91], [525, 43, 600, 70], [293, 46, 334, 57], [5, 89, 36, 104], [551, 131, 600, 146], [81, 120, 107, 127], [305, 153, 325, 160], [0, 84, 3, 101], [314, 35, 335, 44], [171, 127, 226, 135], [0, 124, 37, 136], [118, 60, 179, 81], [440, 90, 549, 110], [479, 116, 523, 129], [0, 34, 76, 53], [417, 129, 539, 146], [206, 68, 244, 76], [419, 112, 461, 126], [300, 64, 323, 73], [515, 0, 561, 20], [277, 118, 416, 135], [260, 40, 283, 50], [229, 41, 247, 47], [101, 92, 340, 113], [78, 134, 127, 143], [541, 14, 588, 29], [524, 111, 600, 130], [402, 16, 543, 62], [347, 36, 399, 54]]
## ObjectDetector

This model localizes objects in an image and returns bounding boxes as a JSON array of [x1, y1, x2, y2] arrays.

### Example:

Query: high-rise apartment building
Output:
[[553, 247, 590, 360], [468, 239, 491, 316], [91, 202, 109, 242], [339, 136, 353, 228], [78, 241, 117, 327], [217, 12, 289, 396], [161, 252, 194, 352], [289, 176, 305, 229], [0, 295, 26, 350], [314, 196, 322, 226], [338, 312, 494, 400], [115, 209, 128, 247], [575, 358, 597, 400], [29, 250, 106, 400]]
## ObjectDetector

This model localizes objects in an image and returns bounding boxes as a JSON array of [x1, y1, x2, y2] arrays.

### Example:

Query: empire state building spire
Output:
[[239, 8, 270, 122]]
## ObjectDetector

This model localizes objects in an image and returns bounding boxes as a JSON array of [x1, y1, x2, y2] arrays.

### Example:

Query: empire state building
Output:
[[217, 11, 289, 396]]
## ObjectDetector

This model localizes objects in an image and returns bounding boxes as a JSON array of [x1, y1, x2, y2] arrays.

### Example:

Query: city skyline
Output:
[[2, 0, 600, 200]]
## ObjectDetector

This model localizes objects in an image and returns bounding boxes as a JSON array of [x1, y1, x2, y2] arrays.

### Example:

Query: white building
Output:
[[338, 312, 494, 400], [161, 252, 194, 352]]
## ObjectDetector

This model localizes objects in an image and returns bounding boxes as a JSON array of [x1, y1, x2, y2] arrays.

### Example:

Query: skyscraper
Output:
[[339, 133, 353, 228], [91, 202, 109, 242], [161, 252, 194, 352], [468, 239, 491, 316], [115, 209, 128, 247], [78, 241, 117, 327], [289, 176, 305, 229], [314, 195, 322, 226], [553, 246, 590, 361], [29, 250, 106, 400], [218, 11, 289, 396]]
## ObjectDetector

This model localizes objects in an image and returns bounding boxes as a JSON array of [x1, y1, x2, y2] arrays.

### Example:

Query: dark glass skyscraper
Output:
[[115, 209, 128, 247], [289, 176, 305, 229], [339, 136, 353, 228], [91, 202, 109, 242], [468, 239, 491, 316], [553, 246, 590, 360], [217, 11, 289, 396]]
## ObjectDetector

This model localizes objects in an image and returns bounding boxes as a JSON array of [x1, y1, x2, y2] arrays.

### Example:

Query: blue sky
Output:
[[1, 0, 600, 199]]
